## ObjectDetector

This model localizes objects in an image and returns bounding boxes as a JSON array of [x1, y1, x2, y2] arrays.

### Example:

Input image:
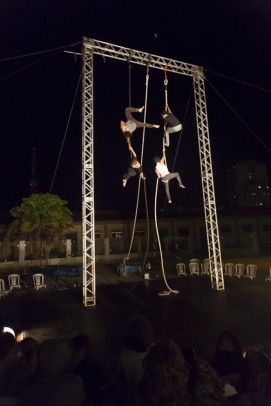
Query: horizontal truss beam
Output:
[[83, 37, 202, 78]]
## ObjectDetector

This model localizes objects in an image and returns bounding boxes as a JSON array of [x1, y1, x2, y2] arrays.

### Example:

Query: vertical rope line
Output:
[[160, 84, 193, 218], [124, 68, 149, 266], [154, 178, 179, 295], [128, 178, 150, 292]]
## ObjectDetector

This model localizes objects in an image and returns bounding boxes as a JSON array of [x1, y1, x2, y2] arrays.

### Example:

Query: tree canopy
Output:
[[8, 194, 73, 257]]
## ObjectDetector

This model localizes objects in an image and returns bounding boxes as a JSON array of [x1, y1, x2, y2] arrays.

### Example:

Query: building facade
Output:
[[228, 161, 270, 207], [1, 211, 271, 262]]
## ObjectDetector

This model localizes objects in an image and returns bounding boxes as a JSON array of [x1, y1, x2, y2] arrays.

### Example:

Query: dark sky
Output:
[[1, 0, 271, 215]]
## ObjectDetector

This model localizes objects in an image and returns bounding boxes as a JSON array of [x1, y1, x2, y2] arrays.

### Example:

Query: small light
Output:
[[3, 327, 15, 337]]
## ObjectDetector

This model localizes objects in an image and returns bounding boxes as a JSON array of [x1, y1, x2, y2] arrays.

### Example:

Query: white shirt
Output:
[[156, 162, 169, 178]]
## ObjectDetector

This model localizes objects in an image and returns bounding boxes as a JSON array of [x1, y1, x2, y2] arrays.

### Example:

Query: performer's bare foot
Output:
[[122, 179, 127, 187], [180, 185, 185, 188], [168, 200, 172, 203]]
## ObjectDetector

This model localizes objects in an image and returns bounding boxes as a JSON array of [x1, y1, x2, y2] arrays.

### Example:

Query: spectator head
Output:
[[19, 337, 37, 356], [0, 331, 17, 360], [68, 334, 94, 366], [189, 357, 225, 406], [38, 339, 71, 376], [125, 315, 154, 353], [140, 340, 190, 406], [214, 330, 242, 354]]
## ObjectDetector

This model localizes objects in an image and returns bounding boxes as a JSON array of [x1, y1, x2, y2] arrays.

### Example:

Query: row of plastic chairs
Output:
[[0, 274, 46, 298], [176, 261, 258, 280]]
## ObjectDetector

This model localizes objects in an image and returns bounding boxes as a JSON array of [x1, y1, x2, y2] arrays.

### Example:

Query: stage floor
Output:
[[13, 267, 271, 384]]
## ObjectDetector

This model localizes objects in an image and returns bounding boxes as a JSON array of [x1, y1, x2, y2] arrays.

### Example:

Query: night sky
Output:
[[1, 0, 271, 216]]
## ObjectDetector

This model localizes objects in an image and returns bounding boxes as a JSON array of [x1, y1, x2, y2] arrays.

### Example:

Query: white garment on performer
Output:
[[156, 162, 169, 178]]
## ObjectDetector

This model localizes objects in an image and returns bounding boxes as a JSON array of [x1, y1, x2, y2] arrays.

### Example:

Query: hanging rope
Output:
[[154, 178, 179, 296], [163, 64, 169, 164], [128, 52, 132, 107], [160, 83, 193, 218], [128, 53, 133, 158], [50, 71, 82, 193], [124, 64, 150, 269], [128, 177, 150, 292], [164, 63, 168, 108]]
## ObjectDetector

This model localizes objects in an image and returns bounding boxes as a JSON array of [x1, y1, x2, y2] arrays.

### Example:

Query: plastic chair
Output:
[[190, 258, 199, 264], [234, 264, 244, 278], [189, 262, 199, 276], [201, 262, 210, 276], [265, 267, 271, 283], [244, 264, 257, 280], [224, 263, 235, 277], [8, 274, 21, 290], [204, 258, 210, 264], [176, 263, 187, 276], [33, 274, 46, 290], [0, 279, 10, 298]]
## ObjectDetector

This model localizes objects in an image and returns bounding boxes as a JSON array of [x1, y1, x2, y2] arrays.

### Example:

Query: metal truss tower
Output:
[[82, 38, 224, 306]]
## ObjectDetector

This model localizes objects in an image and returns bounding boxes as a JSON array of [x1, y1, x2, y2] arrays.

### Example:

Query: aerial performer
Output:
[[120, 106, 160, 142], [122, 141, 146, 187], [161, 104, 182, 147], [154, 147, 185, 203]]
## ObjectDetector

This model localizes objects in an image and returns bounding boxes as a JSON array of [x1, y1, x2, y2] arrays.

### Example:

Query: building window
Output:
[[178, 228, 189, 237], [65, 233, 77, 242], [111, 231, 123, 238], [95, 232, 101, 238], [263, 224, 271, 232], [242, 225, 253, 232], [135, 231, 145, 237], [221, 225, 231, 233]]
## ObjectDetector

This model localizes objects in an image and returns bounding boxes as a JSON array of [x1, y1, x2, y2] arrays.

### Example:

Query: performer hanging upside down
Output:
[[120, 106, 160, 140], [154, 147, 185, 203], [122, 144, 145, 187], [161, 104, 182, 147]]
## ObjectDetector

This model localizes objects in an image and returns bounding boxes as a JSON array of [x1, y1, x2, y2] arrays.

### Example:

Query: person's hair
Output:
[[161, 110, 168, 116], [139, 340, 190, 406], [123, 131, 132, 139], [68, 334, 94, 370], [213, 330, 244, 378], [189, 357, 225, 406], [214, 330, 243, 354], [153, 156, 160, 163], [130, 158, 139, 166], [125, 315, 154, 352], [19, 337, 37, 355]]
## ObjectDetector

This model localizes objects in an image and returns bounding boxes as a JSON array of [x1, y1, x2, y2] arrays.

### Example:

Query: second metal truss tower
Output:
[[82, 38, 224, 306]]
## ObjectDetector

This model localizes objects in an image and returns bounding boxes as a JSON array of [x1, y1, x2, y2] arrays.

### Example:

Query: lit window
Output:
[[259, 203, 263, 206], [111, 232, 123, 238], [258, 186, 261, 189]]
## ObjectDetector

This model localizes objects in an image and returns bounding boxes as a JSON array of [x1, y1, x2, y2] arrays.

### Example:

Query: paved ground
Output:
[[1, 255, 271, 385]]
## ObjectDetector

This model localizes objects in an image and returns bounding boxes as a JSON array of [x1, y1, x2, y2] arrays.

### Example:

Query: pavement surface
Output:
[[1, 255, 271, 385]]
